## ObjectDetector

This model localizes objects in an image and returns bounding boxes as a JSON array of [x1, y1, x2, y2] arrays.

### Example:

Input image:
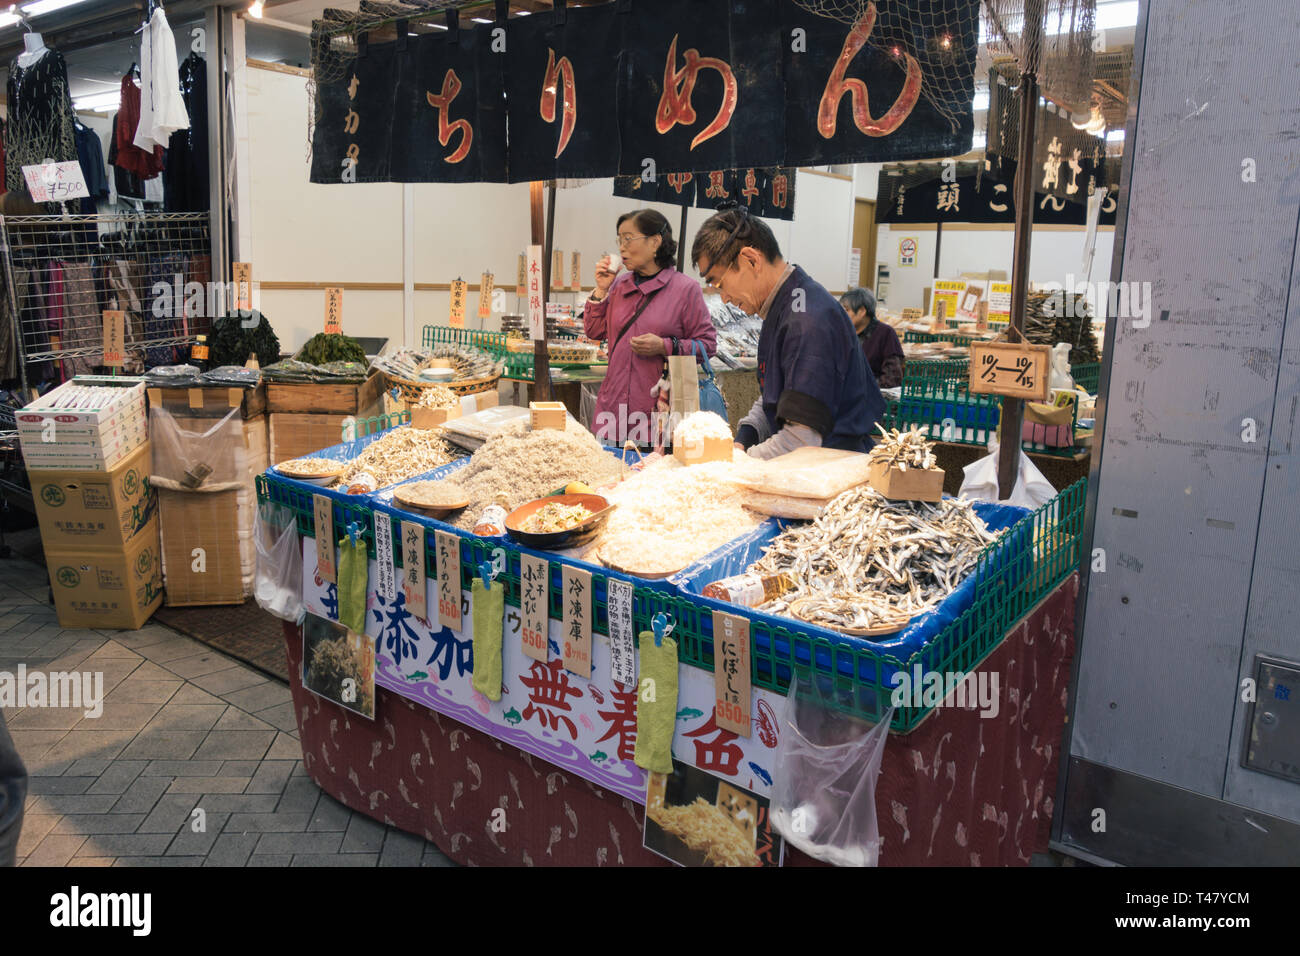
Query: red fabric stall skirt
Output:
[[283, 574, 1078, 866]]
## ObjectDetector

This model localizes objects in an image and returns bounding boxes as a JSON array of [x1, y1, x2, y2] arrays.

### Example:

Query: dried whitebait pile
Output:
[[338, 427, 460, 489], [869, 425, 937, 471], [276, 456, 346, 476], [751, 486, 1001, 634], [415, 385, 459, 409], [674, 410, 732, 444]]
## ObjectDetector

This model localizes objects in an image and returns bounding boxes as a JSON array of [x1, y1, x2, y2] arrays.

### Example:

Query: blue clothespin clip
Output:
[[479, 559, 498, 591], [346, 521, 362, 546], [651, 612, 674, 648]]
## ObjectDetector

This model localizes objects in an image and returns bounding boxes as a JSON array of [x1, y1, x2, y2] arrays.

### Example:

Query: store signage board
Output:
[[520, 553, 549, 662], [607, 578, 635, 688], [435, 530, 461, 630], [314, 495, 336, 584], [517, 254, 527, 295], [102, 310, 125, 368], [931, 279, 966, 319], [22, 161, 89, 202], [712, 611, 751, 737], [303, 537, 786, 805], [570, 252, 581, 292], [401, 521, 427, 620], [526, 245, 544, 340], [478, 272, 494, 319], [970, 341, 1052, 401], [987, 282, 1012, 323], [374, 512, 396, 603], [324, 286, 343, 334], [232, 262, 253, 310], [449, 279, 468, 329], [562, 565, 592, 678]]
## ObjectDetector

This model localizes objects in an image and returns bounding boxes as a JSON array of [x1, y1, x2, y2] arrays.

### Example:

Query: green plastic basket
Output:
[[419, 325, 509, 357]]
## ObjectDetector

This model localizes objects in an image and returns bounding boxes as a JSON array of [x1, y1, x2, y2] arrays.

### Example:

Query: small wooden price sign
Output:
[[324, 286, 343, 334], [400, 521, 427, 620], [570, 252, 581, 292], [969, 341, 1052, 401], [561, 565, 592, 678], [478, 272, 494, 319], [517, 253, 527, 295], [314, 495, 336, 584], [552, 250, 564, 290], [712, 610, 751, 736], [520, 553, 549, 663], [102, 310, 125, 368], [233, 262, 253, 310], [449, 279, 468, 329], [435, 530, 461, 630]]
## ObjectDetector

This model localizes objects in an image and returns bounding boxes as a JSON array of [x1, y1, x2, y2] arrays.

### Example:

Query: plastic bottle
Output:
[[190, 334, 210, 372], [703, 572, 796, 607], [473, 493, 512, 536]]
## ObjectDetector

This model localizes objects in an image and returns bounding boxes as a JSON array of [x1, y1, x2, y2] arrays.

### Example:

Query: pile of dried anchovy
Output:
[[869, 425, 937, 471], [750, 486, 1001, 633]]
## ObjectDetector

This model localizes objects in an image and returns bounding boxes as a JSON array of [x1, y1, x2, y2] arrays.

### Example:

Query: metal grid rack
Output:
[[0, 212, 212, 393]]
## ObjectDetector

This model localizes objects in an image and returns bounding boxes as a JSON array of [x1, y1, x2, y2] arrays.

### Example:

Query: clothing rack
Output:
[[0, 211, 212, 395]]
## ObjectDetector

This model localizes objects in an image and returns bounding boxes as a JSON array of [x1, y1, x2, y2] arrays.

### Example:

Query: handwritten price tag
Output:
[[552, 250, 565, 291], [520, 553, 549, 663], [969, 341, 1052, 401], [102, 310, 125, 368], [449, 279, 468, 329], [314, 495, 336, 584], [712, 610, 751, 736], [374, 512, 396, 603], [233, 262, 253, 310], [435, 530, 461, 630], [478, 272, 494, 319], [561, 565, 591, 678], [570, 252, 581, 292], [324, 287, 343, 334], [400, 521, 427, 620], [517, 253, 527, 295], [22, 162, 89, 203]]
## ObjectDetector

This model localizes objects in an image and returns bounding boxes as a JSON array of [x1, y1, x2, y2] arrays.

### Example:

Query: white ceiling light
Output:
[[248, 0, 264, 18], [73, 91, 121, 113], [19, 0, 89, 15], [0, 13, 18, 29]]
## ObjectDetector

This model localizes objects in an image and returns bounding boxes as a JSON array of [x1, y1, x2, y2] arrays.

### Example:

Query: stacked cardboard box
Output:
[[20, 380, 164, 629], [147, 385, 269, 606]]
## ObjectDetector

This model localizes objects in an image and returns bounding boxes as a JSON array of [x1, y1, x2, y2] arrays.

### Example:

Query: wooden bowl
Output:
[[505, 493, 613, 551], [391, 482, 470, 519], [274, 460, 345, 484]]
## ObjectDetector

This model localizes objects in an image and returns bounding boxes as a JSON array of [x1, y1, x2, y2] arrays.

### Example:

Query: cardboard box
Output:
[[147, 383, 267, 420], [17, 376, 147, 471], [266, 371, 385, 415], [158, 488, 250, 606], [530, 401, 567, 431], [867, 459, 945, 502], [29, 441, 157, 551], [409, 403, 462, 430], [269, 401, 382, 463], [46, 516, 164, 630]]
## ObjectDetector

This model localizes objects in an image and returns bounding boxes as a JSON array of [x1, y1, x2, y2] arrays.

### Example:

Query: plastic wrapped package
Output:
[[729, 446, 875, 500], [254, 501, 304, 622], [149, 405, 249, 488], [770, 676, 893, 867]]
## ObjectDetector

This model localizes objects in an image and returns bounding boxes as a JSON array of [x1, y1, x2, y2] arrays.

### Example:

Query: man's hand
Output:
[[630, 334, 666, 357]]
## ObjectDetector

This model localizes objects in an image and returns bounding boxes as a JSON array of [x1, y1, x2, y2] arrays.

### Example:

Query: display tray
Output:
[[670, 498, 1031, 663]]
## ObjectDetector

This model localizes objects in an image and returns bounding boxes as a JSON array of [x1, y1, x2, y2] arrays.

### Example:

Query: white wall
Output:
[[244, 65, 861, 351]]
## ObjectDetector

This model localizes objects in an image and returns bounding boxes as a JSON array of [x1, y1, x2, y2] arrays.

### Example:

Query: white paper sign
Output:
[[526, 244, 545, 340], [22, 161, 90, 203], [374, 512, 396, 603], [607, 578, 635, 688]]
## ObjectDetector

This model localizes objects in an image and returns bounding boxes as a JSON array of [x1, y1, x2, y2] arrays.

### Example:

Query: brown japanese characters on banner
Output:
[[308, 1, 978, 185], [613, 166, 798, 221]]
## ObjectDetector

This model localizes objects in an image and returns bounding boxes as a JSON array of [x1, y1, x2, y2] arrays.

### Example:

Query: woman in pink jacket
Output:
[[583, 209, 716, 446]]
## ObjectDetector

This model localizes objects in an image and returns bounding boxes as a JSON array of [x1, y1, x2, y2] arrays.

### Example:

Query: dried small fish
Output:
[[869, 425, 937, 471]]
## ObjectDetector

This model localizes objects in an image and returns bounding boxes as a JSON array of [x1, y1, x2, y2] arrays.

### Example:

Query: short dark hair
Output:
[[617, 209, 676, 269], [691, 208, 783, 273], [840, 287, 876, 321]]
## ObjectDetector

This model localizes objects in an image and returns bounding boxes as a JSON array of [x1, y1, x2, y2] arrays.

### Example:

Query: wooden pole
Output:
[[677, 202, 689, 272], [998, 0, 1044, 499], [530, 181, 553, 401], [933, 220, 943, 280]]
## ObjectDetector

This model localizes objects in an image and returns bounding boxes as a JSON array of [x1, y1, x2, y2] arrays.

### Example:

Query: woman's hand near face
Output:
[[629, 333, 666, 357], [594, 254, 620, 295]]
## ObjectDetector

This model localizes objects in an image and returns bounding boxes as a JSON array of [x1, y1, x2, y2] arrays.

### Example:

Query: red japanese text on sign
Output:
[[426, 70, 473, 164], [818, 7, 922, 140], [655, 34, 737, 151], [540, 48, 577, 158]]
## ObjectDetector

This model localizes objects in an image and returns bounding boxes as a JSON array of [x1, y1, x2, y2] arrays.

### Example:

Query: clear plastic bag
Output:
[[770, 677, 893, 867], [253, 501, 304, 623], [150, 404, 249, 488]]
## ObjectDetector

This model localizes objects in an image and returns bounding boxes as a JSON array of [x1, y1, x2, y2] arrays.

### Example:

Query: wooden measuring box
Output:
[[530, 401, 567, 430]]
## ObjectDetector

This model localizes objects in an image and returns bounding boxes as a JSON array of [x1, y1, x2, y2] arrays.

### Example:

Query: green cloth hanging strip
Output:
[[635, 632, 679, 774], [337, 536, 368, 634], [471, 578, 505, 701]]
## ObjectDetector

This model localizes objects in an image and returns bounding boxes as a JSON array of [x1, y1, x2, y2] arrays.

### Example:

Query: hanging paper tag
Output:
[[435, 530, 462, 630], [561, 566, 592, 678], [712, 610, 751, 736], [102, 310, 125, 368], [374, 512, 396, 603], [324, 286, 343, 334], [607, 577, 635, 688], [313, 495, 336, 584], [478, 272, 494, 319], [233, 262, 253, 310], [22, 161, 89, 202], [526, 245, 544, 340], [520, 553, 549, 662], [570, 252, 581, 292], [449, 279, 468, 329], [400, 521, 427, 620], [517, 253, 527, 295], [551, 250, 564, 290]]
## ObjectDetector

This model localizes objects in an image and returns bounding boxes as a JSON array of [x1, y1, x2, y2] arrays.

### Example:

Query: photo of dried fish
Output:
[[747, 487, 1002, 635]]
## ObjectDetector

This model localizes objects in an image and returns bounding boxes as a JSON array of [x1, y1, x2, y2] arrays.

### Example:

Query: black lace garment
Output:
[[5, 48, 77, 195]]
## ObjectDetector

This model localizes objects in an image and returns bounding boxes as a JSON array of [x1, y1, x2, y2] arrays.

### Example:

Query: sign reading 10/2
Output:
[[969, 341, 1052, 402]]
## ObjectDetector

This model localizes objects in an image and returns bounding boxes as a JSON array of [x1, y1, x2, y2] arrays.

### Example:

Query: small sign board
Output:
[[520, 553, 549, 663], [570, 252, 582, 292], [526, 245, 544, 340], [401, 521, 427, 620], [970, 341, 1052, 401], [435, 530, 461, 630], [561, 565, 592, 678], [478, 272, 494, 319], [449, 279, 468, 329], [22, 161, 89, 202], [233, 262, 253, 310], [324, 287, 343, 334], [102, 310, 125, 367]]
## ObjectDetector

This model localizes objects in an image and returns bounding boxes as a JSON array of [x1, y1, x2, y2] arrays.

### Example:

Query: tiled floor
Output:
[[0, 555, 453, 867]]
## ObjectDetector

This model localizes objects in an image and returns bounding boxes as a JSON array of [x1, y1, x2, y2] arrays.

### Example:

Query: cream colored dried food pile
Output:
[[338, 427, 460, 489], [596, 457, 760, 575], [435, 422, 624, 529], [415, 385, 459, 409], [674, 410, 732, 443]]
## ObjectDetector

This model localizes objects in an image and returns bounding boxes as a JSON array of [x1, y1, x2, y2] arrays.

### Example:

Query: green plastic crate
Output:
[[419, 325, 509, 356]]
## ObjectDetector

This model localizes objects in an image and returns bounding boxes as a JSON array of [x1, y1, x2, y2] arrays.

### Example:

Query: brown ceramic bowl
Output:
[[505, 493, 613, 550]]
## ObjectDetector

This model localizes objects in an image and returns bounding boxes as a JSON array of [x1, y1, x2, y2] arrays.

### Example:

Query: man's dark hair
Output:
[[617, 209, 677, 269], [691, 207, 783, 272], [840, 287, 876, 322]]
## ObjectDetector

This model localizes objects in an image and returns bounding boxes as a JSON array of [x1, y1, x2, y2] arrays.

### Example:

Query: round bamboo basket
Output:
[[385, 371, 501, 404]]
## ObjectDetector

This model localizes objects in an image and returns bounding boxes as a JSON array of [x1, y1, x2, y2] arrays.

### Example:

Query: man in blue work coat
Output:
[[691, 205, 884, 457]]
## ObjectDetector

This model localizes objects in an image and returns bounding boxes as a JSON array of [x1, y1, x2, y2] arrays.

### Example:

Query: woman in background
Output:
[[841, 286, 904, 389], [583, 209, 715, 446]]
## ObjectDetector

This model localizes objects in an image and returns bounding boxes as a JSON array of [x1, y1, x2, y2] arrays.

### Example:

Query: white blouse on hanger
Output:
[[134, 8, 189, 152]]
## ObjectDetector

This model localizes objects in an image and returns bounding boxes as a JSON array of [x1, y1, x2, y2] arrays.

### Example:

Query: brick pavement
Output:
[[0, 556, 453, 867]]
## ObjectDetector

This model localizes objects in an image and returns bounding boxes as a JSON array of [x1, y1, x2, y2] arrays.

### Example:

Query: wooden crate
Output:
[[867, 459, 945, 502], [269, 401, 382, 463], [266, 371, 386, 415], [147, 383, 266, 420]]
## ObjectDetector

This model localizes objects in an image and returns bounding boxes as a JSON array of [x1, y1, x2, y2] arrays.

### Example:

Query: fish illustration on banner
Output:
[[301, 536, 782, 804]]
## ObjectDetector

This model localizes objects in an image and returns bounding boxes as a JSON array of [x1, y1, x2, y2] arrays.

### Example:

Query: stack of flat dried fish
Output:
[[868, 425, 937, 472], [1024, 290, 1100, 365], [750, 486, 1001, 634]]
